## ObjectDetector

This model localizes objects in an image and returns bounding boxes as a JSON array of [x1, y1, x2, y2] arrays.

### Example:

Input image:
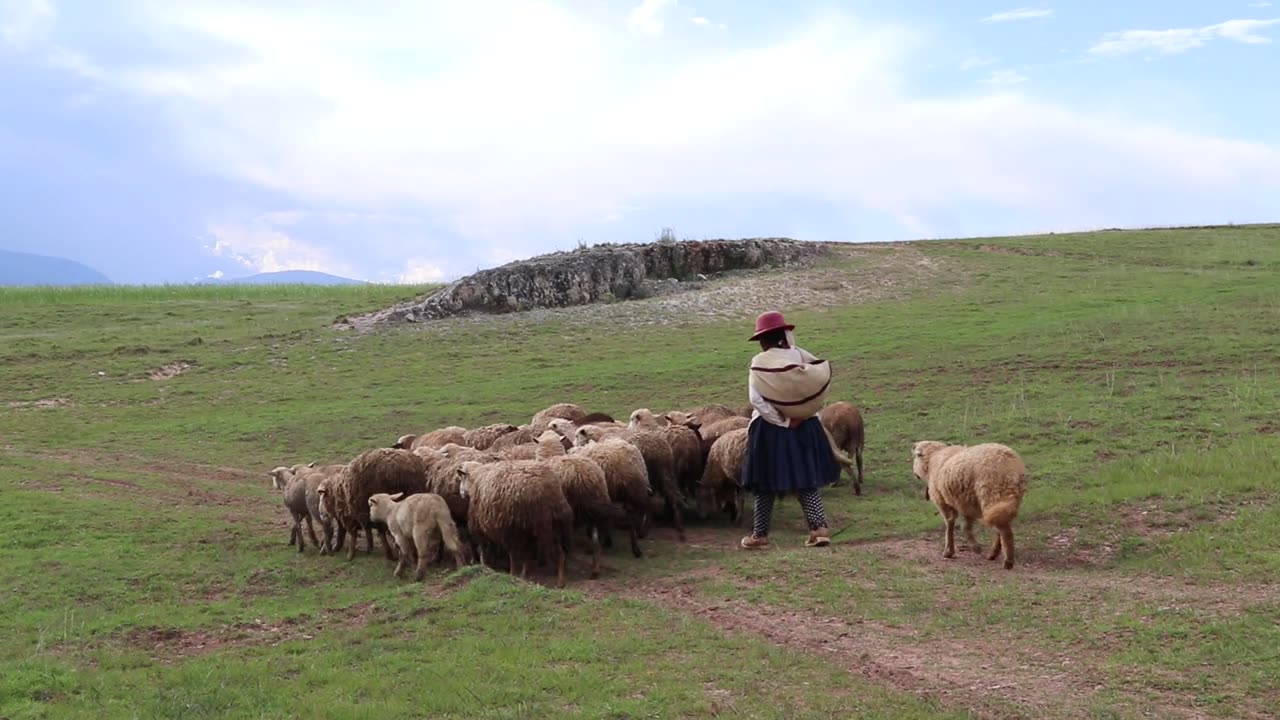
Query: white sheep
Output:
[[367, 492, 469, 581]]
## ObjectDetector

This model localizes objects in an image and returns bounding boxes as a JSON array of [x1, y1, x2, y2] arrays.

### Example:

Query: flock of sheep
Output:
[[269, 398, 1029, 587]]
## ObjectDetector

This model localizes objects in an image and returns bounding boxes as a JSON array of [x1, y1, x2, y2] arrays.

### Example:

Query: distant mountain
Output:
[[206, 270, 366, 286], [0, 249, 113, 286]]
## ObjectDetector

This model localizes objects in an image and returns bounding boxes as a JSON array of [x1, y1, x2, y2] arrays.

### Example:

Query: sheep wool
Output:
[[458, 459, 575, 588], [913, 440, 1029, 570], [820, 401, 866, 494]]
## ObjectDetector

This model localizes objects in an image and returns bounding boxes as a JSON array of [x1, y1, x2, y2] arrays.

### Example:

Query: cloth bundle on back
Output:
[[740, 311, 841, 550]]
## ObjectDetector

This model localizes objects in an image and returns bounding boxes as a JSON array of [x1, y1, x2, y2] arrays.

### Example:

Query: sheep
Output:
[[577, 412, 617, 426], [697, 428, 749, 525], [367, 492, 468, 581], [292, 463, 346, 555], [462, 423, 519, 451], [269, 465, 318, 553], [489, 425, 537, 451], [530, 402, 588, 434], [457, 459, 575, 587], [912, 441, 1029, 570], [540, 453, 628, 578], [321, 448, 430, 561], [683, 404, 740, 427], [821, 401, 866, 495], [700, 417, 750, 461], [570, 439, 649, 556], [627, 409, 704, 500], [500, 431, 568, 461], [393, 426, 468, 451], [575, 425, 684, 541]]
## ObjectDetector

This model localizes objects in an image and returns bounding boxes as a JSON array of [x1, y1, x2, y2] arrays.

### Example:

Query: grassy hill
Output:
[[2, 225, 1278, 719]]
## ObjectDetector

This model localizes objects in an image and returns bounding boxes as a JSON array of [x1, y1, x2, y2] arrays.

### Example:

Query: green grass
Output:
[[2, 224, 1279, 719]]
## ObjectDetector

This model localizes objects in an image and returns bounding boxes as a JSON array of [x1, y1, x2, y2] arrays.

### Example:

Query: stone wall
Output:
[[349, 238, 828, 326]]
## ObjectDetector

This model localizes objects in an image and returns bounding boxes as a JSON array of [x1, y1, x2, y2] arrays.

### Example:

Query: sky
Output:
[[1, 0, 1278, 284]]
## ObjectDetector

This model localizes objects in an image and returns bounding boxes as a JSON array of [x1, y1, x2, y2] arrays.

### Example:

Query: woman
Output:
[[740, 310, 840, 549]]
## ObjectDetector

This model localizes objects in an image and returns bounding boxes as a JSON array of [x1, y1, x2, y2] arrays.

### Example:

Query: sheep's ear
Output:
[[390, 492, 404, 501], [307, 461, 316, 468]]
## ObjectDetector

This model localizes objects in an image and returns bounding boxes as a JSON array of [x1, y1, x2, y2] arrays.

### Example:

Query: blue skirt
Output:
[[741, 416, 841, 497]]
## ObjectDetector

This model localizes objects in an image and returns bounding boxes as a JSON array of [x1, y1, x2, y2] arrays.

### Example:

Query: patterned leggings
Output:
[[752, 490, 829, 537]]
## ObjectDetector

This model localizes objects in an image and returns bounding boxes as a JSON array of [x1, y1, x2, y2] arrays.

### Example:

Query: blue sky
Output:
[[2, 0, 1278, 284]]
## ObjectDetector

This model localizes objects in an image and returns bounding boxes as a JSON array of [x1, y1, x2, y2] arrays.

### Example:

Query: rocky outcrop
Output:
[[346, 238, 829, 327]]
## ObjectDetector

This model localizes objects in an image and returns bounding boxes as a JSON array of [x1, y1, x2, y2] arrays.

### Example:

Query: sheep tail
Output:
[[982, 497, 1022, 527], [822, 426, 854, 468]]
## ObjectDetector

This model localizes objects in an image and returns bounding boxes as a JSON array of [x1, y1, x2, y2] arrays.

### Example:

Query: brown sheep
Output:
[[700, 416, 750, 461], [320, 448, 430, 561], [457, 459, 575, 587], [500, 431, 567, 461], [912, 441, 1029, 570], [683, 403, 739, 427], [697, 428, 749, 525], [489, 425, 537, 451], [541, 454, 627, 578], [530, 402, 588, 434], [462, 423, 519, 451], [577, 412, 617, 425], [821, 401, 866, 495], [576, 425, 684, 541], [269, 465, 318, 553], [393, 426, 468, 451], [293, 463, 346, 554], [570, 439, 649, 556]]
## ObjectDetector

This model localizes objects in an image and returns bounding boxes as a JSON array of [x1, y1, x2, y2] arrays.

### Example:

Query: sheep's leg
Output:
[[288, 523, 298, 547], [392, 533, 409, 579], [588, 526, 601, 580], [628, 521, 643, 558], [556, 544, 567, 589], [998, 524, 1016, 570], [364, 523, 375, 554], [320, 522, 333, 555], [941, 507, 957, 559], [346, 525, 359, 561], [332, 525, 347, 553], [987, 533, 1003, 562], [508, 552, 518, 576], [854, 447, 864, 496], [304, 516, 320, 547], [963, 518, 980, 553], [379, 527, 396, 561], [416, 531, 438, 582]]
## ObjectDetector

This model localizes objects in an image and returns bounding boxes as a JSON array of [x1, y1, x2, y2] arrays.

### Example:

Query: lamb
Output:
[[540, 453, 627, 578], [393, 426, 468, 451], [912, 440, 1029, 570], [821, 401, 866, 495], [367, 492, 469, 580], [462, 423, 519, 451], [575, 424, 685, 541], [319, 448, 430, 561], [269, 464, 318, 553], [457, 459, 575, 587], [697, 428, 749, 525], [570, 439, 649, 555], [530, 402, 588, 434]]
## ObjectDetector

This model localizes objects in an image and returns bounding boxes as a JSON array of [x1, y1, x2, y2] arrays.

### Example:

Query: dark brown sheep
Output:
[[320, 448, 430, 561]]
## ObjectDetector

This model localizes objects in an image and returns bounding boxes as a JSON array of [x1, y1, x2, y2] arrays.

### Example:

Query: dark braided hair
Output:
[[757, 328, 789, 349]]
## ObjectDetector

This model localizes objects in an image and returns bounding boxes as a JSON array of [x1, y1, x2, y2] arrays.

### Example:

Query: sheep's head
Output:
[[664, 411, 701, 431], [573, 426, 594, 448], [456, 461, 483, 499], [367, 492, 405, 523], [912, 441, 949, 496], [628, 408, 665, 430], [392, 434, 416, 450], [268, 466, 292, 490], [546, 418, 576, 438]]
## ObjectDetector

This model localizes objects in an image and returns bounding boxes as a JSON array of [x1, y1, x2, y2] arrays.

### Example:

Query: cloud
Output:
[[36, 3, 1280, 267], [396, 259, 446, 284], [1250, 2, 1271, 7], [984, 69, 1028, 85], [206, 269, 224, 280], [981, 7, 1054, 23], [0, 0, 54, 49], [203, 219, 356, 277], [627, 0, 675, 35], [1090, 18, 1280, 55], [690, 16, 709, 26], [961, 56, 997, 70]]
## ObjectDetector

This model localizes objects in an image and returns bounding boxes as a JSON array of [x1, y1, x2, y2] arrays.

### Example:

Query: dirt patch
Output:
[[147, 361, 194, 381], [594, 571, 1109, 719], [5, 397, 71, 409], [121, 602, 376, 661]]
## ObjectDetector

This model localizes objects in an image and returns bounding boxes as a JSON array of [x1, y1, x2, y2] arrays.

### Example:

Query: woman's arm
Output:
[[749, 383, 789, 427]]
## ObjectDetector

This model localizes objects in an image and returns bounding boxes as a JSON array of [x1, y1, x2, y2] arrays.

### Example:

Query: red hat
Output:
[[749, 311, 794, 341]]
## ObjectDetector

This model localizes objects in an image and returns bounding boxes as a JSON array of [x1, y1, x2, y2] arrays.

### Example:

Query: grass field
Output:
[[2, 225, 1278, 719]]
